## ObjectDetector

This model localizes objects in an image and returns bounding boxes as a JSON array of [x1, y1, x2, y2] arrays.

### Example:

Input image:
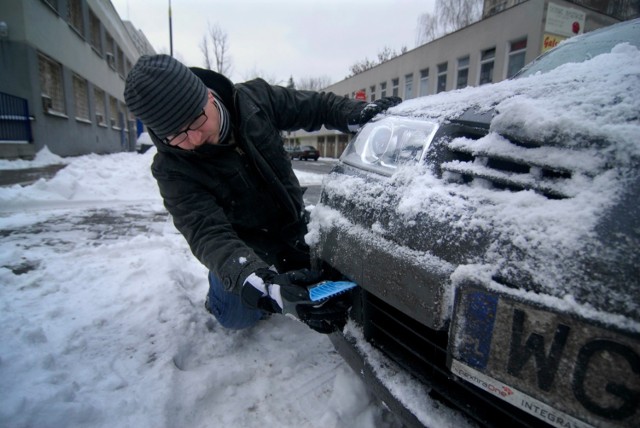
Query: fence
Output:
[[0, 92, 33, 143]]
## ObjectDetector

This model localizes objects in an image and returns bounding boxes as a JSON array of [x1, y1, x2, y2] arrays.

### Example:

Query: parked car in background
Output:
[[309, 19, 640, 428], [135, 132, 154, 154], [290, 145, 320, 161], [284, 145, 298, 159]]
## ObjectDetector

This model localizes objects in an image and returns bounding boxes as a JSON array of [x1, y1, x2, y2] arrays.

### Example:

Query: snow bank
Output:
[[0, 150, 408, 427]]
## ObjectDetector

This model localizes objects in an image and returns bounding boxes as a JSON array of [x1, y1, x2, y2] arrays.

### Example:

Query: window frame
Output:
[[479, 47, 496, 85], [419, 68, 429, 97], [89, 8, 103, 56], [67, 0, 84, 38], [404, 73, 414, 99], [94, 86, 107, 127], [506, 37, 528, 79], [38, 52, 67, 116], [72, 73, 90, 122], [456, 55, 470, 89], [437, 62, 448, 93], [109, 95, 120, 129]]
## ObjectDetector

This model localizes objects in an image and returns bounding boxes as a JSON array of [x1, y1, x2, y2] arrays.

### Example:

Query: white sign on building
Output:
[[544, 3, 586, 37], [545, 2, 586, 37]]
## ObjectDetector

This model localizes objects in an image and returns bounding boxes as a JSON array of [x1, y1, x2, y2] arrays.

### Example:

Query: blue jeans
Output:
[[206, 272, 264, 330]]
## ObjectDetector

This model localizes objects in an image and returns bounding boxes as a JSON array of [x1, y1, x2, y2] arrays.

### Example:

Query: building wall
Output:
[[293, 0, 623, 158], [0, 0, 153, 159]]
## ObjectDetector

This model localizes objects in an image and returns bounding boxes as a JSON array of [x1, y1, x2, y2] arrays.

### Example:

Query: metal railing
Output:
[[0, 92, 33, 143]]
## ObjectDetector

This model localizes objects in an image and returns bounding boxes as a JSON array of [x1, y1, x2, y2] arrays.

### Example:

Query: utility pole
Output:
[[168, 0, 174, 57]]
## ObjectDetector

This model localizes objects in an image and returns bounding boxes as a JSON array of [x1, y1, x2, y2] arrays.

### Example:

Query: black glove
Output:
[[348, 96, 402, 132], [241, 268, 350, 334]]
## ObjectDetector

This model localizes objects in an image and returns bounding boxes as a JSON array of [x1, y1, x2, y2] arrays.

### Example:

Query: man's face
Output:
[[164, 91, 221, 150]]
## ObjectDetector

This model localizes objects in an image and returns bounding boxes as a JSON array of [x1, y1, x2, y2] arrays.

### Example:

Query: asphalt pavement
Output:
[[0, 164, 67, 187], [292, 158, 336, 205]]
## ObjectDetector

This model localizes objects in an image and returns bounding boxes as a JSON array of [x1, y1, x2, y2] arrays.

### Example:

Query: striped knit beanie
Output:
[[124, 54, 208, 141]]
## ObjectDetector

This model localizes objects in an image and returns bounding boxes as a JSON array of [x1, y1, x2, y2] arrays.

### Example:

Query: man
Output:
[[124, 55, 400, 333]]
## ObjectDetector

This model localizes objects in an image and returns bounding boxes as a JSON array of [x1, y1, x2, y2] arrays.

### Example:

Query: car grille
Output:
[[438, 133, 577, 200], [354, 289, 548, 428]]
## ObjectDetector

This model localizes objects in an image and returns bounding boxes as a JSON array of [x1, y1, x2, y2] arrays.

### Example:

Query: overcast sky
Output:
[[111, 0, 436, 85]]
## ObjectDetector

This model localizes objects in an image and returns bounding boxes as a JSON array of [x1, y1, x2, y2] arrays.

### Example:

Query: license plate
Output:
[[448, 284, 640, 428]]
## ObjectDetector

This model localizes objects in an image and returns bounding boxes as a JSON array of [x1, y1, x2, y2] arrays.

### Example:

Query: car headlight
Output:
[[341, 117, 439, 176]]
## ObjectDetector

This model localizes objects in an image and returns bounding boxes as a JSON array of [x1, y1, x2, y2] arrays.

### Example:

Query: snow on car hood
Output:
[[394, 43, 640, 158], [309, 43, 640, 331]]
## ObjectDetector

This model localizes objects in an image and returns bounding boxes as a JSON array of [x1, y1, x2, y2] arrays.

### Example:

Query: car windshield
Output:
[[514, 18, 640, 78]]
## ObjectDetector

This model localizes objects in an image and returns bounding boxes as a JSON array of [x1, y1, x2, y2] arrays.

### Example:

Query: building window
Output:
[[89, 8, 102, 54], [419, 68, 429, 96], [122, 106, 130, 131], [72, 74, 90, 121], [369, 85, 376, 101], [437, 62, 447, 93], [68, 0, 84, 36], [380, 82, 387, 97], [507, 38, 527, 78], [404, 73, 414, 99], [116, 47, 125, 77], [38, 52, 66, 114], [456, 56, 470, 89], [94, 87, 107, 126], [479, 47, 496, 85], [105, 33, 116, 69], [392, 78, 399, 97], [109, 96, 119, 128]]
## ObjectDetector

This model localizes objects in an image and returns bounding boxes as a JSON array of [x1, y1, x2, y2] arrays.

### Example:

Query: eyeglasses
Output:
[[163, 110, 208, 146]]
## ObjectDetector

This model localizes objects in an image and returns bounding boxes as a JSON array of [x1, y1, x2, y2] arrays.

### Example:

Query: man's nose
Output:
[[186, 129, 205, 146]]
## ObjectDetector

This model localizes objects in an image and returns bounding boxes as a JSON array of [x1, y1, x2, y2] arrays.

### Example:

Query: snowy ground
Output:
[[0, 148, 425, 428]]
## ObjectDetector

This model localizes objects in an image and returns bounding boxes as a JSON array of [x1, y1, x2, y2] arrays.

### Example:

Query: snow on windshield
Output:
[[309, 43, 640, 331]]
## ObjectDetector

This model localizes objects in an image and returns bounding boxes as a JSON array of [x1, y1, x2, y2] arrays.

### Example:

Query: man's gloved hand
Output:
[[348, 96, 402, 132], [241, 268, 350, 334]]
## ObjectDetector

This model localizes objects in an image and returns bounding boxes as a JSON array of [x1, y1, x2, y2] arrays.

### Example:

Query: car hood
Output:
[[309, 42, 640, 330]]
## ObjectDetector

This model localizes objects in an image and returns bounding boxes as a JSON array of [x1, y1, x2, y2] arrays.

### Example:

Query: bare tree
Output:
[[199, 22, 232, 75], [296, 76, 333, 91], [416, 0, 483, 45], [348, 45, 407, 77], [349, 57, 377, 77]]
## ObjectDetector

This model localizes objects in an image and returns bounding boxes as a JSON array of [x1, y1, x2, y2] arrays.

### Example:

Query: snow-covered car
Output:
[[309, 19, 640, 428], [135, 132, 154, 153]]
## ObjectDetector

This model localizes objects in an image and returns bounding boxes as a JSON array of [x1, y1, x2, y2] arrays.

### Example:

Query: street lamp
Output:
[[168, 0, 173, 57]]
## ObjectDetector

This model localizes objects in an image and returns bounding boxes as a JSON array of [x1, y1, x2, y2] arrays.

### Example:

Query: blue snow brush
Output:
[[308, 280, 358, 302]]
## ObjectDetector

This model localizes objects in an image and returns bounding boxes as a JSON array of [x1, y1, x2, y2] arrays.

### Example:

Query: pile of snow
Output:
[[0, 146, 66, 170], [0, 148, 466, 427], [0, 150, 398, 427]]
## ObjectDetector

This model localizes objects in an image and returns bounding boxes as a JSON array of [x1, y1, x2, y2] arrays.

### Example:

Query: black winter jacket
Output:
[[149, 68, 364, 295]]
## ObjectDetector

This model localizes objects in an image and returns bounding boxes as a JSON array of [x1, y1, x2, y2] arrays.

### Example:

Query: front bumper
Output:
[[334, 288, 546, 428]]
